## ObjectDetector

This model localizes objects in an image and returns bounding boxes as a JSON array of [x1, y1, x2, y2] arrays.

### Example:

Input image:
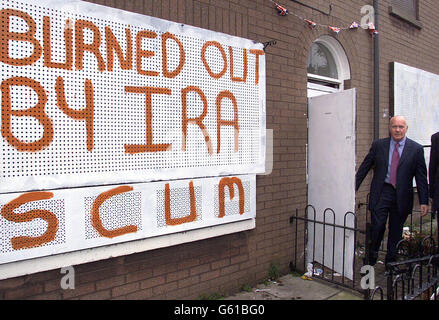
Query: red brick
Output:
[[200, 269, 221, 282], [140, 276, 166, 289], [190, 264, 210, 276], [111, 282, 140, 297], [4, 283, 43, 300], [96, 275, 126, 291], [79, 290, 112, 300], [62, 283, 96, 299], [125, 268, 153, 283], [126, 288, 153, 300]]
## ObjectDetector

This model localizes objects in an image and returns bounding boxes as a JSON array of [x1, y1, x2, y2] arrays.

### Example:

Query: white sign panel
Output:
[[0, 0, 265, 268], [393, 62, 439, 164], [0, 0, 266, 193], [0, 174, 256, 265]]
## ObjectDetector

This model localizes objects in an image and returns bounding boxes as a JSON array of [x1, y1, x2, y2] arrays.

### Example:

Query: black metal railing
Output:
[[370, 254, 439, 300], [395, 209, 437, 259], [367, 208, 439, 300], [290, 204, 439, 300], [289, 205, 368, 297]]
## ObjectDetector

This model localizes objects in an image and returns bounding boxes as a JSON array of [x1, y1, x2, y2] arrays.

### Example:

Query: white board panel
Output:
[[0, 0, 265, 270], [0, 174, 256, 265], [393, 62, 439, 169], [307, 89, 356, 280], [0, 0, 266, 193]]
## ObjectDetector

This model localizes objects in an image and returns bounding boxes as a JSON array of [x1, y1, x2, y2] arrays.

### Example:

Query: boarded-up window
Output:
[[392, 0, 417, 17], [390, 0, 422, 28]]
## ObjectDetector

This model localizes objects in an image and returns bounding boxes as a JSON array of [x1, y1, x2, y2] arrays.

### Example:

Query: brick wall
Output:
[[0, 0, 437, 300]]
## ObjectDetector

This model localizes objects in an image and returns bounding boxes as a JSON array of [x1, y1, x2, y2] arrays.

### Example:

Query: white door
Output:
[[306, 88, 356, 280]]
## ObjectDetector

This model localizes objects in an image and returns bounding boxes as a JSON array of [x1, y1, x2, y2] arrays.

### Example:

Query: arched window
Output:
[[307, 36, 350, 97]]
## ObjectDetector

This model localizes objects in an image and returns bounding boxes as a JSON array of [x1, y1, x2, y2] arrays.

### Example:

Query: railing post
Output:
[[387, 266, 394, 300], [365, 222, 371, 265]]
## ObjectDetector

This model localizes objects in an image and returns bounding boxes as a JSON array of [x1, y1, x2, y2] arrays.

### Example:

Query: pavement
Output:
[[224, 273, 364, 300]]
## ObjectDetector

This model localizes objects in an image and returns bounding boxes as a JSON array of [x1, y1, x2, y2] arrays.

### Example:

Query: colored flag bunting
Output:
[[368, 22, 379, 36], [273, 1, 289, 16], [329, 26, 341, 34], [305, 19, 317, 29], [349, 21, 360, 29], [267, 0, 377, 37]]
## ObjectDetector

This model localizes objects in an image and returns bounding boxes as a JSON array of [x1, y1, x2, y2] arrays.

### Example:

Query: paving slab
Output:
[[224, 274, 364, 300]]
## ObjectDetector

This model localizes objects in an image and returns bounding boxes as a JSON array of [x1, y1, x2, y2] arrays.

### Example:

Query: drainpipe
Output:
[[373, 0, 379, 140]]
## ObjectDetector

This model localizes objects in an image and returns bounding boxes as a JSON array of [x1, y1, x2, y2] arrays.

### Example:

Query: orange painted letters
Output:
[[164, 181, 197, 226], [124, 86, 172, 153], [75, 19, 106, 72], [105, 26, 133, 72], [201, 41, 227, 79], [136, 30, 159, 76], [162, 32, 185, 78], [181, 86, 212, 155], [229, 47, 247, 82], [0, 9, 42, 66], [55, 77, 95, 151], [1, 192, 58, 250], [91, 186, 138, 238], [43, 16, 73, 70], [218, 177, 245, 218], [216, 90, 239, 153], [1, 77, 54, 152], [249, 49, 265, 84]]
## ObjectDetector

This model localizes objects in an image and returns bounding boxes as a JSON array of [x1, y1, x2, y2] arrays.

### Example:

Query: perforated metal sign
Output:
[[0, 0, 263, 266], [0, 0, 266, 194], [0, 174, 256, 264]]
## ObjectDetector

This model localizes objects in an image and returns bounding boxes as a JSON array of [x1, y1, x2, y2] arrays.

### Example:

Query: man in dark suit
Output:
[[429, 132, 439, 220], [356, 115, 429, 266]]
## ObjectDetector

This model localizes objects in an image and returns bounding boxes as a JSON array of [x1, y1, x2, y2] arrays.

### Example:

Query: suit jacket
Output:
[[429, 132, 439, 211], [356, 137, 429, 217]]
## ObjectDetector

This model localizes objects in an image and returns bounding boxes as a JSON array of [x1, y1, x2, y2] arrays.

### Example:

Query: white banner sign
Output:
[[0, 174, 256, 265], [0, 0, 266, 193], [392, 62, 439, 177], [0, 0, 265, 267]]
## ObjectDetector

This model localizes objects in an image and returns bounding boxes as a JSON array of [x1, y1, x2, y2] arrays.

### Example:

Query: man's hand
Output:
[[420, 204, 429, 217]]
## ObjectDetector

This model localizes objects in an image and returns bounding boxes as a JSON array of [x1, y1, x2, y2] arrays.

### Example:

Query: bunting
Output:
[[305, 19, 317, 29], [328, 26, 341, 34], [268, 0, 378, 37], [349, 21, 360, 29], [274, 1, 289, 16], [367, 22, 379, 36]]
